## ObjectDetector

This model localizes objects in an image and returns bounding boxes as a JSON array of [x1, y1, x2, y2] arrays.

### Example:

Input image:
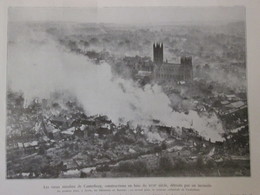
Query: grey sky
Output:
[[9, 6, 245, 24]]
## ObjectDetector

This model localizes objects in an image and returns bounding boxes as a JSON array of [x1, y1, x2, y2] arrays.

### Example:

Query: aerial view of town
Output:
[[6, 7, 249, 178]]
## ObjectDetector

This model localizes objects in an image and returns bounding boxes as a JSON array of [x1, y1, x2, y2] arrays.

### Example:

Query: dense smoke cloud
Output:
[[7, 24, 224, 142]]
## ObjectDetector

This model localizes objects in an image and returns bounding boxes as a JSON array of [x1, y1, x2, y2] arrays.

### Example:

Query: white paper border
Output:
[[1, 0, 260, 194]]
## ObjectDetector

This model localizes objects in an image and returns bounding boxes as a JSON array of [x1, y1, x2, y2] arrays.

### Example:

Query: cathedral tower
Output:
[[153, 43, 163, 65]]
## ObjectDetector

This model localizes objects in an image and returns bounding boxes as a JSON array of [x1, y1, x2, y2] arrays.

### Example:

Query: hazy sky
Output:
[[9, 6, 245, 24]]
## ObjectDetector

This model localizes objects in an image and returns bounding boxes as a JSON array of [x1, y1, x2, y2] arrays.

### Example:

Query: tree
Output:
[[64, 150, 70, 158], [206, 159, 216, 169], [159, 156, 173, 171], [196, 156, 204, 170], [174, 159, 187, 170], [38, 146, 46, 155], [133, 160, 148, 175]]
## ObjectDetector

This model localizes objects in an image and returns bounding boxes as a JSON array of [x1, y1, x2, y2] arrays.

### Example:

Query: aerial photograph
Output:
[[6, 6, 249, 178]]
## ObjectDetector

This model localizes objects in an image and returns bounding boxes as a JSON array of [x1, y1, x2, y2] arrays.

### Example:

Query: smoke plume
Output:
[[7, 23, 224, 142]]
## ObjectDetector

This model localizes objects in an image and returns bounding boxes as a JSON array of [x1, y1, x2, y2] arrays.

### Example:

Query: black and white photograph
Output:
[[6, 6, 250, 179]]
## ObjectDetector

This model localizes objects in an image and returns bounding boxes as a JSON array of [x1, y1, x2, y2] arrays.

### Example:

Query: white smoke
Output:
[[7, 24, 224, 142]]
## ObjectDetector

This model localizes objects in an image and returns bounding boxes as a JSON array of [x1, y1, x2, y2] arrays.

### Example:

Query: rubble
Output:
[[6, 88, 250, 178]]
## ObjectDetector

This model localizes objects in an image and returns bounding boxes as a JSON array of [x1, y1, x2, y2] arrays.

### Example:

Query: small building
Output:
[[61, 127, 75, 138], [51, 129, 61, 139]]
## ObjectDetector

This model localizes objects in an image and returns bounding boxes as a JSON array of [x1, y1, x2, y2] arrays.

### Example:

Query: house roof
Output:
[[137, 70, 152, 77], [61, 127, 75, 135], [226, 101, 245, 109], [24, 141, 38, 147], [52, 129, 61, 133]]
